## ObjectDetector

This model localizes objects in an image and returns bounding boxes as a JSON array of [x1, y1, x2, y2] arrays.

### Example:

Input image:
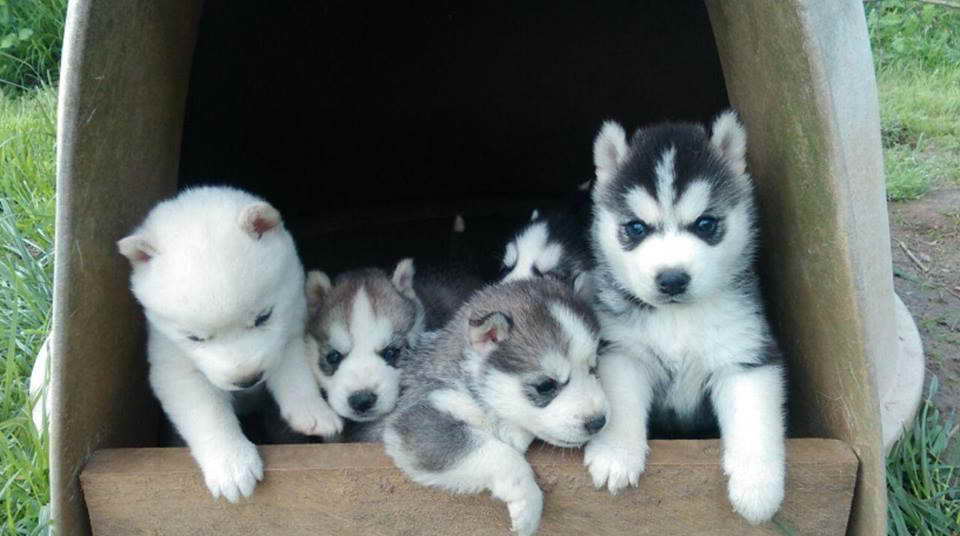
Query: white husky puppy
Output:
[[118, 186, 342, 502], [384, 278, 608, 536], [583, 111, 786, 524]]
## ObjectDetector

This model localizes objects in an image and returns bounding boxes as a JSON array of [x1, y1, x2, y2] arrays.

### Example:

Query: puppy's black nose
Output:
[[656, 269, 690, 296], [348, 390, 378, 413], [584, 415, 607, 435], [234, 371, 264, 389]]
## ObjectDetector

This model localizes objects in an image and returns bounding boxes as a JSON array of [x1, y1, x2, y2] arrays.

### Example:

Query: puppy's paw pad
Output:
[[199, 439, 263, 503], [726, 460, 785, 524], [583, 440, 647, 494]]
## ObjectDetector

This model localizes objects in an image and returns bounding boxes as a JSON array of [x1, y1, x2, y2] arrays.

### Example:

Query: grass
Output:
[[866, 0, 960, 200], [0, 0, 68, 90], [877, 67, 960, 200], [0, 85, 57, 535], [886, 379, 960, 535]]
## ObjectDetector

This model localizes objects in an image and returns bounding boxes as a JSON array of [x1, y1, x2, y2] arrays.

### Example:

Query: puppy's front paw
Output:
[[725, 455, 785, 524], [507, 486, 543, 536], [583, 438, 648, 494], [282, 399, 344, 438], [198, 438, 263, 503]]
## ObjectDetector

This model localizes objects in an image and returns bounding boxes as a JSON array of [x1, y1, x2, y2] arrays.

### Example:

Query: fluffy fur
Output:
[[499, 188, 593, 283], [583, 111, 787, 524], [384, 279, 608, 536], [118, 186, 342, 502], [305, 259, 482, 435]]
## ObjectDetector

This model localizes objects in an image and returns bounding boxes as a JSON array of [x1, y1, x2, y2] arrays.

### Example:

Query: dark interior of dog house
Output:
[[178, 0, 728, 279]]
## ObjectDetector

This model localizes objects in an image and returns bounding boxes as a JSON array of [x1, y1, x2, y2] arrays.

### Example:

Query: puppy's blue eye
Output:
[[623, 220, 649, 239], [694, 216, 719, 238], [326, 351, 343, 366], [535, 378, 558, 395], [254, 307, 273, 327], [380, 346, 401, 365]]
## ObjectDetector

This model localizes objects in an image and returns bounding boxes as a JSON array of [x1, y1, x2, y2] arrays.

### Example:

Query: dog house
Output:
[[52, 0, 901, 534]]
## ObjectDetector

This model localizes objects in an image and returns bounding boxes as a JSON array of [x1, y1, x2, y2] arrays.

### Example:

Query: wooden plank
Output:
[[81, 439, 857, 535]]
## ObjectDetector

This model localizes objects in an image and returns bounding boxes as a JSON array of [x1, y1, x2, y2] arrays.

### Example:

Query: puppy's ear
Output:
[[572, 271, 594, 301], [593, 121, 628, 187], [117, 234, 156, 266], [391, 258, 416, 299], [305, 270, 332, 310], [239, 203, 282, 239], [710, 109, 748, 176], [468, 311, 512, 356]]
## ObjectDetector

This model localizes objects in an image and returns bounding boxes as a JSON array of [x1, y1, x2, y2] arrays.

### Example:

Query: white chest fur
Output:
[[598, 291, 766, 418]]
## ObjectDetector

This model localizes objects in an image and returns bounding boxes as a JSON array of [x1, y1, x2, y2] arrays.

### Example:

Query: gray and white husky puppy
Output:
[[384, 278, 608, 536], [583, 111, 786, 524], [304, 259, 481, 440]]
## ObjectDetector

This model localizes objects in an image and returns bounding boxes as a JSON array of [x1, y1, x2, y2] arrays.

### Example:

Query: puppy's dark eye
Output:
[[623, 220, 649, 239], [498, 264, 514, 279], [535, 378, 558, 395], [693, 216, 719, 238], [380, 345, 401, 365], [325, 350, 344, 366], [531, 266, 544, 278], [187, 335, 205, 342], [589, 366, 598, 376], [254, 307, 273, 327]]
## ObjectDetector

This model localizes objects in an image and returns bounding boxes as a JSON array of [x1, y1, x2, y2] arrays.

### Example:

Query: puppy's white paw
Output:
[[198, 438, 263, 503], [725, 455, 785, 524], [507, 486, 543, 536], [583, 438, 648, 494], [282, 399, 344, 438]]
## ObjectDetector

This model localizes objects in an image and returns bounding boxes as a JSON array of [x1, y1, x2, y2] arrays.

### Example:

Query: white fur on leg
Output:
[[269, 336, 343, 437], [583, 351, 653, 493], [400, 437, 543, 536], [149, 337, 263, 502], [711, 365, 786, 524]]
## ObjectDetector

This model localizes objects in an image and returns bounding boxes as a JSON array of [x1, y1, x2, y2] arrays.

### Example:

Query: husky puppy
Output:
[[583, 111, 786, 524], [117, 186, 342, 502], [384, 278, 608, 536], [305, 259, 482, 434], [499, 189, 593, 283]]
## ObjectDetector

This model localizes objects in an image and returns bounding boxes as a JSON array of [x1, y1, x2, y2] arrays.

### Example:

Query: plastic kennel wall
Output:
[[52, 1, 893, 534]]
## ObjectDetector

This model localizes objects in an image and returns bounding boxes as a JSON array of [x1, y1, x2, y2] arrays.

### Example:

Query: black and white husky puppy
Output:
[[498, 186, 593, 283], [583, 111, 786, 524], [384, 278, 608, 536]]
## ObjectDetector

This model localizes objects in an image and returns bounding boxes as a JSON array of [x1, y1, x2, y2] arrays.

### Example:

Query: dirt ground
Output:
[[888, 185, 960, 418]]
